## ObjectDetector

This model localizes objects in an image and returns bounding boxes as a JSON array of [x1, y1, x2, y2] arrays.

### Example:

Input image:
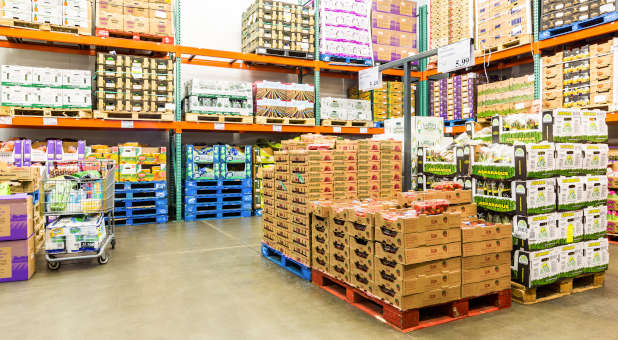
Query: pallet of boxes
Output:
[[94, 53, 175, 121], [0, 163, 43, 283], [0, 0, 91, 35], [95, 0, 174, 43]]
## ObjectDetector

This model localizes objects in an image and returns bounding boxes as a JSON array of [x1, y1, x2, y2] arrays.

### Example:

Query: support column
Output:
[[403, 62, 412, 192], [174, 0, 183, 221], [417, 4, 428, 116], [314, 0, 321, 126]]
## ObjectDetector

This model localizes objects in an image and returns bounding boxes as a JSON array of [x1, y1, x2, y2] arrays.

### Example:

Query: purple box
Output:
[[13, 140, 22, 168], [0, 235, 35, 283], [0, 194, 32, 242], [46, 140, 55, 161], [22, 140, 31, 167]]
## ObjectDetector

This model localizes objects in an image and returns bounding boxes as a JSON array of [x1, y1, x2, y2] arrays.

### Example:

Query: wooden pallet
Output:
[[312, 269, 511, 332], [247, 47, 314, 60], [255, 116, 315, 126], [184, 113, 254, 124], [511, 272, 605, 304], [95, 28, 174, 44], [94, 110, 175, 121], [607, 233, 618, 244], [321, 119, 373, 128], [0, 19, 90, 35], [477, 35, 533, 56], [1, 106, 93, 118]]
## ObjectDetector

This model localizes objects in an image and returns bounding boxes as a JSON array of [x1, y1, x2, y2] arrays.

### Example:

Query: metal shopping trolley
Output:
[[42, 160, 116, 270]]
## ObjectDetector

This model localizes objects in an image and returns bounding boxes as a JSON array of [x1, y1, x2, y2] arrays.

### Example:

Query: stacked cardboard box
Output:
[[320, 97, 372, 122], [261, 167, 276, 246], [95, 0, 173, 36], [540, 0, 615, 34], [0, 65, 91, 109], [253, 81, 315, 120], [184, 79, 253, 117], [429, 0, 473, 50], [379, 140, 402, 200], [241, 0, 314, 56], [429, 73, 476, 121], [114, 143, 166, 182], [477, 75, 535, 119], [0, 0, 91, 32], [319, 0, 372, 62], [348, 81, 415, 122], [95, 53, 174, 114], [371, 0, 418, 63], [357, 140, 380, 200], [0, 194, 36, 283], [543, 37, 616, 110], [476, 0, 531, 53], [333, 144, 357, 200], [273, 150, 291, 255]]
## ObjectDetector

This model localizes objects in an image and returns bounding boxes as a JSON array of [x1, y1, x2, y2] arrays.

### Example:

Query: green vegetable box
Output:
[[556, 176, 607, 211], [491, 113, 546, 144], [473, 178, 556, 214], [471, 143, 555, 180], [547, 108, 608, 143], [420, 146, 469, 177]]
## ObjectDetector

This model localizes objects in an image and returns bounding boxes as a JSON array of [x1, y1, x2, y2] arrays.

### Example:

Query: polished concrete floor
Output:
[[1, 217, 617, 340]]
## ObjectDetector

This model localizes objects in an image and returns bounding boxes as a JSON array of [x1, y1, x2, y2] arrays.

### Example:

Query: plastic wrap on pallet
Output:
[[319, 0, 373, 62]]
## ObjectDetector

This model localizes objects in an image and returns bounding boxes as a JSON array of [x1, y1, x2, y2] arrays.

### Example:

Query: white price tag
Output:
[[214, 123, 225, 130], [121, 120, 134, 128], [445, 126, 453, 134], [165, 103, 175, 110], [272, 125, 282, 132], [43, 117, 57, 126], [359, 66, 382, 91], [333, 126, 342, 133], [438, 39, 474, 73], [360, 127, 368, 133], [0, 116, 12, 125]]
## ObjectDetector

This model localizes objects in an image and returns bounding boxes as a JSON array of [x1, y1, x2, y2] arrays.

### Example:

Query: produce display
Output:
[[429, 0, 473, 50], [184, 79, 253, 116], [319, 0, 373, 63], [320, 97, 372, 121], [429, 73, 476, 122], [471, 143, 556, 180], [254, 81, 315, 119], [476, 75, 535, 118], [348, 81, 415, 121], [371, 0, 418, 63], [492, 113, 542, 144], [475, 0, 531, 53]]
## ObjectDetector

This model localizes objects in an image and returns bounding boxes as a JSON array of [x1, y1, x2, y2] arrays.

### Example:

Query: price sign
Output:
[[121, 120, 134, 128], [214, 123, 225, 130], [272, 125, 282, 132], [360, 127, 368, 134], [438, 39, 474, 73], [43, 117, 58, 126], [0, 116, 12, 125], [359, 66, 382, 91], [333, 126, 342, 133]]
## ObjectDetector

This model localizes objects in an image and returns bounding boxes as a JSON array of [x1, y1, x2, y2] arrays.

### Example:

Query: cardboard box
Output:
[[446, 203, 477, 217], [462, 251, 510, 270], [461, 221, 512, 243], [346, 221, 374, 240], [377, 283, 460, 310], [149, 17, 172, 36], [0, 194, 33, 242], [461, 276, 510, 298], [374, 211, 462, 233], [0, 235, 35, 282], [375, 240, 461, 264], [124, 15, 148, 33], [462, 237, 511, 256], [462, 263, 510, 284], [375, 226, 461, 249], [375, 269, 460, 296], [375, 256, 461, 281]]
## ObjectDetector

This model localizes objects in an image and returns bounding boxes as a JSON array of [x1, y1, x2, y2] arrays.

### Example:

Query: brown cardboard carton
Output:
[[96, 11, 123, 30], [351, 250, 373, 276], [462, 251, 510, 269], [461, 222, 512, 242], [375, 226, 461, 249], [462, 263, 510, 284], [377, 284, 461, 310], [312, 252, 329, 272], [374, 211, 462, 233], [350, 235, 373, 260], [125, 6, 148, 17], [350, 268, 374, 293], [375, 256, 461, 281], [376, 268, 461, 296], [149, 17, 173, 36], [462, 237, 512, 256], [346, 221, 374, 240], [461, 276, 510, 298], [375, 241, 461, 265], [446, 203, 477, 217]]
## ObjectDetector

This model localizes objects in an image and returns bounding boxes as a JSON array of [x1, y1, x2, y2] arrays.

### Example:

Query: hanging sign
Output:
[[438, 39, 474, 73]]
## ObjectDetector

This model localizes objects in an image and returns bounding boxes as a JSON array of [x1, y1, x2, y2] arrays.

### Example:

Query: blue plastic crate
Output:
[[185, 178, 252, 190], [184, 202, 221, 214], [540, 12, 618, 40], [115, 181, 167, 192], [184, 195, 220, 205], [114, 197, 167, 209], [260, 242, 311, 281], [184, 209, 252, 221], [114, 206, 168, 218], [115, 190, 167, 201], [320, 54, 372, 66], [114, 214, 168, 226]]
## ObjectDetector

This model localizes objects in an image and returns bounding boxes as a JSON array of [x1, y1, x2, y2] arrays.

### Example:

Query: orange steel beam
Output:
[[538, 21, 618, 50], [179, 46, 314, 68], [180, 121, 383, 134], [0, 27, 176, 53], [0, 40, 95, 55], [181, 58, 299, 75], [2, 117, 175, 130], [606, 113, 618, 123]]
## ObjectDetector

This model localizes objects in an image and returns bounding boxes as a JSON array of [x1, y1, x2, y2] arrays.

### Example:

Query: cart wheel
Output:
[[47, 261, 60, 270], [111, 238, 116, 250], [98, 252, 110, 265]]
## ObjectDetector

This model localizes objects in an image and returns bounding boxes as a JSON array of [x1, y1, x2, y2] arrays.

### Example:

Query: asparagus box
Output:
[[583, 238, 609, 273], [556, 210, 584, 244], [511, 248, 560, 288], [513, 213, 560, 251], [583, 206, 607, 240], [558, 243, 585, 278], [557, 176, 586, 211]]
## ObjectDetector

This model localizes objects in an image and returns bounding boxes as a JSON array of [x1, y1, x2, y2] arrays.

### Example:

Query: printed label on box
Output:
[[0, 247, 11, 279], [0, 205, 10, 237]]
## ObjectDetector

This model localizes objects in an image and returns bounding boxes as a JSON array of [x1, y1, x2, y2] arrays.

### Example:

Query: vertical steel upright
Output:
[[174, 0, 183, 220], [417, 4, 428, 116], [403, 62, 412, 191], [533, 0, 541, 100], [313, 0, 321, 125]]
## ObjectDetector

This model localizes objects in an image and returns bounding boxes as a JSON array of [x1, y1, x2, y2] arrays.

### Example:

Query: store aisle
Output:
[[1, 218, 617, 340]]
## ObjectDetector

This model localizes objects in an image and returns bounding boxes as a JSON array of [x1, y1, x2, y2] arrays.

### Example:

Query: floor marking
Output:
[[202, 220, 261, 254], [134, 244, 246, 259]]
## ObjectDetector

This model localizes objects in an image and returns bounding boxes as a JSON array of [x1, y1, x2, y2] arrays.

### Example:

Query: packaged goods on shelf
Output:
[[348, 81, 415, 121], [429, 0, 473, 50], [475, 0, 532, 54], [116, 144, 167, 182], [253, 81, 314, 119], [320, 97, 371, 121], [45, 215, 106, 254], [319, 0, 373, 63], [0, 65, 91, 109], [429, 73, 476, 122], [542, 37, 617, 110], [95, 0, 172, 36], [476, 75, 535, 119], [540, 0, 616, 37], [371, 0, 418, 63], [0, 0, 90, 31], [184, 79, 253, 116], [241, 0, 314, 56], [184, 144, 251, 180]]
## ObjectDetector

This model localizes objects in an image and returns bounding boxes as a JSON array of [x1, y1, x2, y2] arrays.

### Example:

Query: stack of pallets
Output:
[[114, 181, 168, 226]]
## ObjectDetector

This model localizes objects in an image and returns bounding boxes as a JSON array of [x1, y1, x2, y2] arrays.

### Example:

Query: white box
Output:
[[62, 15, 88, 27], [34, 87, 62, 108], [1, 85, 29, 106], [583, 238, 609, 272], [557, 176, 586, 211], [558, 243, 585, 277], [583, 206, 608, 239], [62, 69, 91, 89], [1, 65, 32, 85], [31, 67, 58, 87], [584, 175, 608, 205], [61, 88, 91, 108], [556, 210, 584, 243]]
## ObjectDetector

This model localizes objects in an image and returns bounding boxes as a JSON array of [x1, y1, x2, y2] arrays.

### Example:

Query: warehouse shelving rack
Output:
[[0, 1, 617, 220]]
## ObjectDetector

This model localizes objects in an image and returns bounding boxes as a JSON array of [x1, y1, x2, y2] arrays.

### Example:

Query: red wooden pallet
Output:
[[312, 269, 511, 332], [607, 233, 618, 245], [95, 28, 174, 44]]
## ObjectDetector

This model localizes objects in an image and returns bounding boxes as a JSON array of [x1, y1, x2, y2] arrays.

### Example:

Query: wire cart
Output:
[[42, 160, 116, 270]]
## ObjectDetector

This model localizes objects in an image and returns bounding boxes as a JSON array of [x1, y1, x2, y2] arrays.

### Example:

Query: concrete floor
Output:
[[1, 217, 617, 340]]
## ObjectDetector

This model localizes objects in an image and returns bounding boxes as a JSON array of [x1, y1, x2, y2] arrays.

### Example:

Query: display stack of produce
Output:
[[539, 0, 616, 39], [0, 0, 91, 34], [428, 0, 473, 50], [348, 81, 415, 122], [111, 143, 168, 226], [183, 79, 253, 123], [475, 0, 531, 54], [320, 97, 372, 126], [471, 108, 609, 301], [0, 65, 91, 116], [319, 0, 372, 65], [428, 73, 476, 123], [252, 140, 278, 216], [241, 0, 314, 58], [95, 0, 173, 38], [253, 81, 315, 125], [542, 37, 615, 110], [183, 144, 252, 221], [371, 0, 417, 64], [476, 75, 535, 121], [94, 53, 175, 121], [608, 173, 618, 237]]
